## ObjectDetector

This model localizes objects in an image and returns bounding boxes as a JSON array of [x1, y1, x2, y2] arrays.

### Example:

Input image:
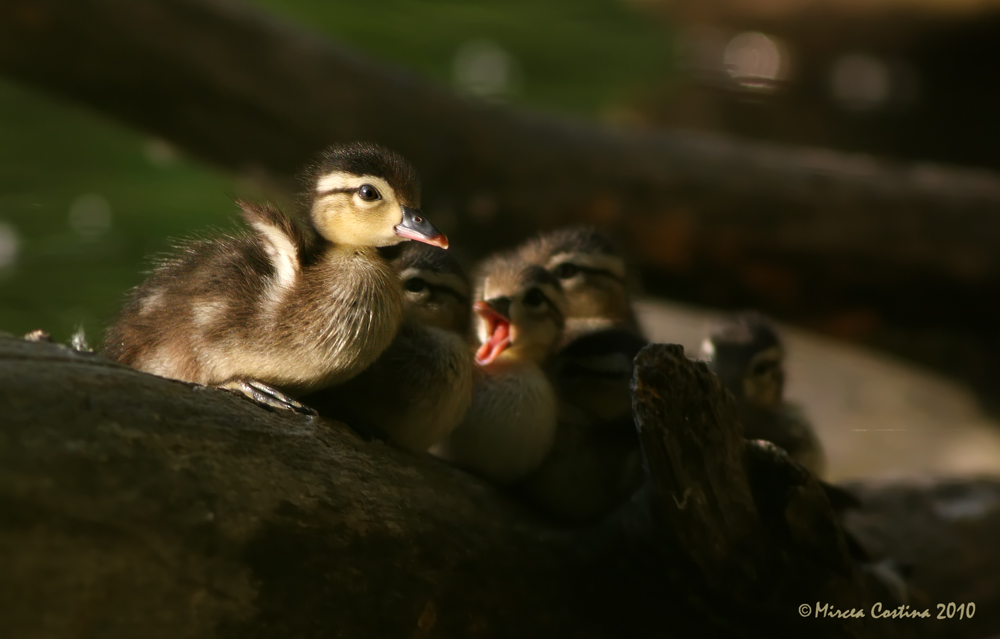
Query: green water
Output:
[[0, 0, 673, 344]]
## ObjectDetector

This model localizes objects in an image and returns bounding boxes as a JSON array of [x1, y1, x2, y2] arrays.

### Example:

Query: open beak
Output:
[[395, 206, 448, 249], [474, 299, 512, 366]]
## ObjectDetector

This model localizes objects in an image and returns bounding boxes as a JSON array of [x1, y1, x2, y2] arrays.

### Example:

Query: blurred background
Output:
[[3, 0, 1000, 479], [6, 0, 1000, 341], [8, 0, 1000, 341], [0, 0, 676, 341]]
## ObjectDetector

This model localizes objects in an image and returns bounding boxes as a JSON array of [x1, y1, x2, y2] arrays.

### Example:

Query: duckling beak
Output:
[[395, 207, 449, 249], [474, 299, 512, 365]]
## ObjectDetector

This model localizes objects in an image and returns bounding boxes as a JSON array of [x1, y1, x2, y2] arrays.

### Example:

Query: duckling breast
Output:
[[434, 362, 558, 484], [275, 248, 405, 392], [382, 325, 474, 450]]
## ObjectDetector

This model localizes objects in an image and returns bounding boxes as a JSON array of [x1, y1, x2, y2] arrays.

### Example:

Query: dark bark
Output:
[[2, 0, 1000, 396], [3, 334, 1000, 638], [632, 345, 880, 635]]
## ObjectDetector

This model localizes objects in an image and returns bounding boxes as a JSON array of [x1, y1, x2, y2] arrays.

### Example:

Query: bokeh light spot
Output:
[[723, 32, 788, 92], [830, 54, 890, 111], [144, 138, 178, 167], [68, 193, 113, 239], [453, 39, 519, 99]]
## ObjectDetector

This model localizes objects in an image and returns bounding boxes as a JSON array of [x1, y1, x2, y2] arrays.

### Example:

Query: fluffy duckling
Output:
[[516, 226, 645, 415], [516, 226, 639, 339], [430, 260, 566, 484], [302, 242, 474, 451], [700, 312, 827, 477], [514, 227, 647, 522], [516, 328, 646, 523], [102, 142, 447, 412]]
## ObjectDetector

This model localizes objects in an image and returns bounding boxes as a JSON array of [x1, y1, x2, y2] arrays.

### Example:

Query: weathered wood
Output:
[[0, 335, 678, 639], [3, 334, 999, 638], [632, 344, 882, 635], [2, 0, 1000, 397]]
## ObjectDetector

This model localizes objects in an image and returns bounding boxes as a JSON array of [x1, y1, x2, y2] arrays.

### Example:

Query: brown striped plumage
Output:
[[102, 143, 445, 413]]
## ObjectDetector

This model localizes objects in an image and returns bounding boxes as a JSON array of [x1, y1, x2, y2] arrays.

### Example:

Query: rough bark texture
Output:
[[3, 334, 1000, 638], [632, 345, 879, 635], [2, 0, 1000, 396]]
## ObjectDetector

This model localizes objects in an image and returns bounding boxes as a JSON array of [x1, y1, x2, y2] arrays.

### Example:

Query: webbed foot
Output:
[[217, 378, 317, 416]]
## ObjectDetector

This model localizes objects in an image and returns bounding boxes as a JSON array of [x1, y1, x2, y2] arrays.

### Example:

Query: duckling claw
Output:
[[217, 378, 318, 416]]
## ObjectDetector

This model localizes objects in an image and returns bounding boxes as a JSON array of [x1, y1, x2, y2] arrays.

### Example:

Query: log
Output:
[[632, 344, 879, 635], [4, 333, 1000, 638], [2, 0, 1000, 396]]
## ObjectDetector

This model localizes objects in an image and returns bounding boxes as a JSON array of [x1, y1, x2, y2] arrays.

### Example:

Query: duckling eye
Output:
[[404, 277, 428, 293], [523, 287, 547, 309], [357, 185, 381, 201], [554, 263, 579, 279], [751, 360, 778, 376]]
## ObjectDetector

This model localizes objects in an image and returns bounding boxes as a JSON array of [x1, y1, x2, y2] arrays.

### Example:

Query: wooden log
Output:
[[2, 0, 1000, 397], [3, 333, 999, 637], [632, 344, 879, 634]]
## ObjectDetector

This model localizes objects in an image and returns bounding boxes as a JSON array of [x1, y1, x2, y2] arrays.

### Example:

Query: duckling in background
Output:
[[514, 227, 647, 522], [516, 227, 645, 418], [430, 260, 566, 484], [302, 242, 474, 452], [102, 142, 447, 413], [516, 226, 639, 339], [700, 312, 827, 478]]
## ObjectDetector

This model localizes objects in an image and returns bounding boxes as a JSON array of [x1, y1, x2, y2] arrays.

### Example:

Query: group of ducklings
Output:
[[100, 142, 824, 524]]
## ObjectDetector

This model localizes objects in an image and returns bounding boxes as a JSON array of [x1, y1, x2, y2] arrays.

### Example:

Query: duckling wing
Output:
[[236, 199, 308, 291], [741, 402, 826, 478], [306, 323, 473, 452]]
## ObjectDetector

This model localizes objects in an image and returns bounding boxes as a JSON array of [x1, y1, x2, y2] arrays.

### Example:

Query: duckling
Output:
[[700, 311, 827, 477], [516, 227, 645, 418], [516, 226, 639, 340], [516, 328, 647, 523], [102, 142, 447, 413], [513, 227, 647, 522], [302, 242, 474, 452], [430, 260, 566, 484]]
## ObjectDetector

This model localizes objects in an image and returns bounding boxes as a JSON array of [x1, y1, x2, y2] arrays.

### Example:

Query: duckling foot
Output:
[[217, 378, 318, 416]]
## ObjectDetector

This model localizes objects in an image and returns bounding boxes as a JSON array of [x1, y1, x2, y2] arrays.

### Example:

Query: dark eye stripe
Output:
[[554, 263, 624, 282], [314, 186, 381, 198], [428, 283, 468, 304], [531, 290, 561, 315]]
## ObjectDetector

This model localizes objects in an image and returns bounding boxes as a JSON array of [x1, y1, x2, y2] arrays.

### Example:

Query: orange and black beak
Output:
[[395, 206, 448, 249]]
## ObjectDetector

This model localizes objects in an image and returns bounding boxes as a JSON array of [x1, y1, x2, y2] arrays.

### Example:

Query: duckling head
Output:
[[518, 227, 629, 323], [700, 311, 785, 409], [473, 259, 567, 366], [304, 142, 447, 249], [394, 242, 471, 334]]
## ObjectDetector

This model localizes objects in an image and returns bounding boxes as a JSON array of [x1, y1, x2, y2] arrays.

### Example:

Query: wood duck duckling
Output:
[[302, 242, 474, 452], [516, 226, 640, 340], [513, 227, 647, 522], [516, 226, 646, 419], [430, 259, 566, 485], [102, 142, 447, 413], [515, 329, 647, 522], [700, 311, 827, 478]]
